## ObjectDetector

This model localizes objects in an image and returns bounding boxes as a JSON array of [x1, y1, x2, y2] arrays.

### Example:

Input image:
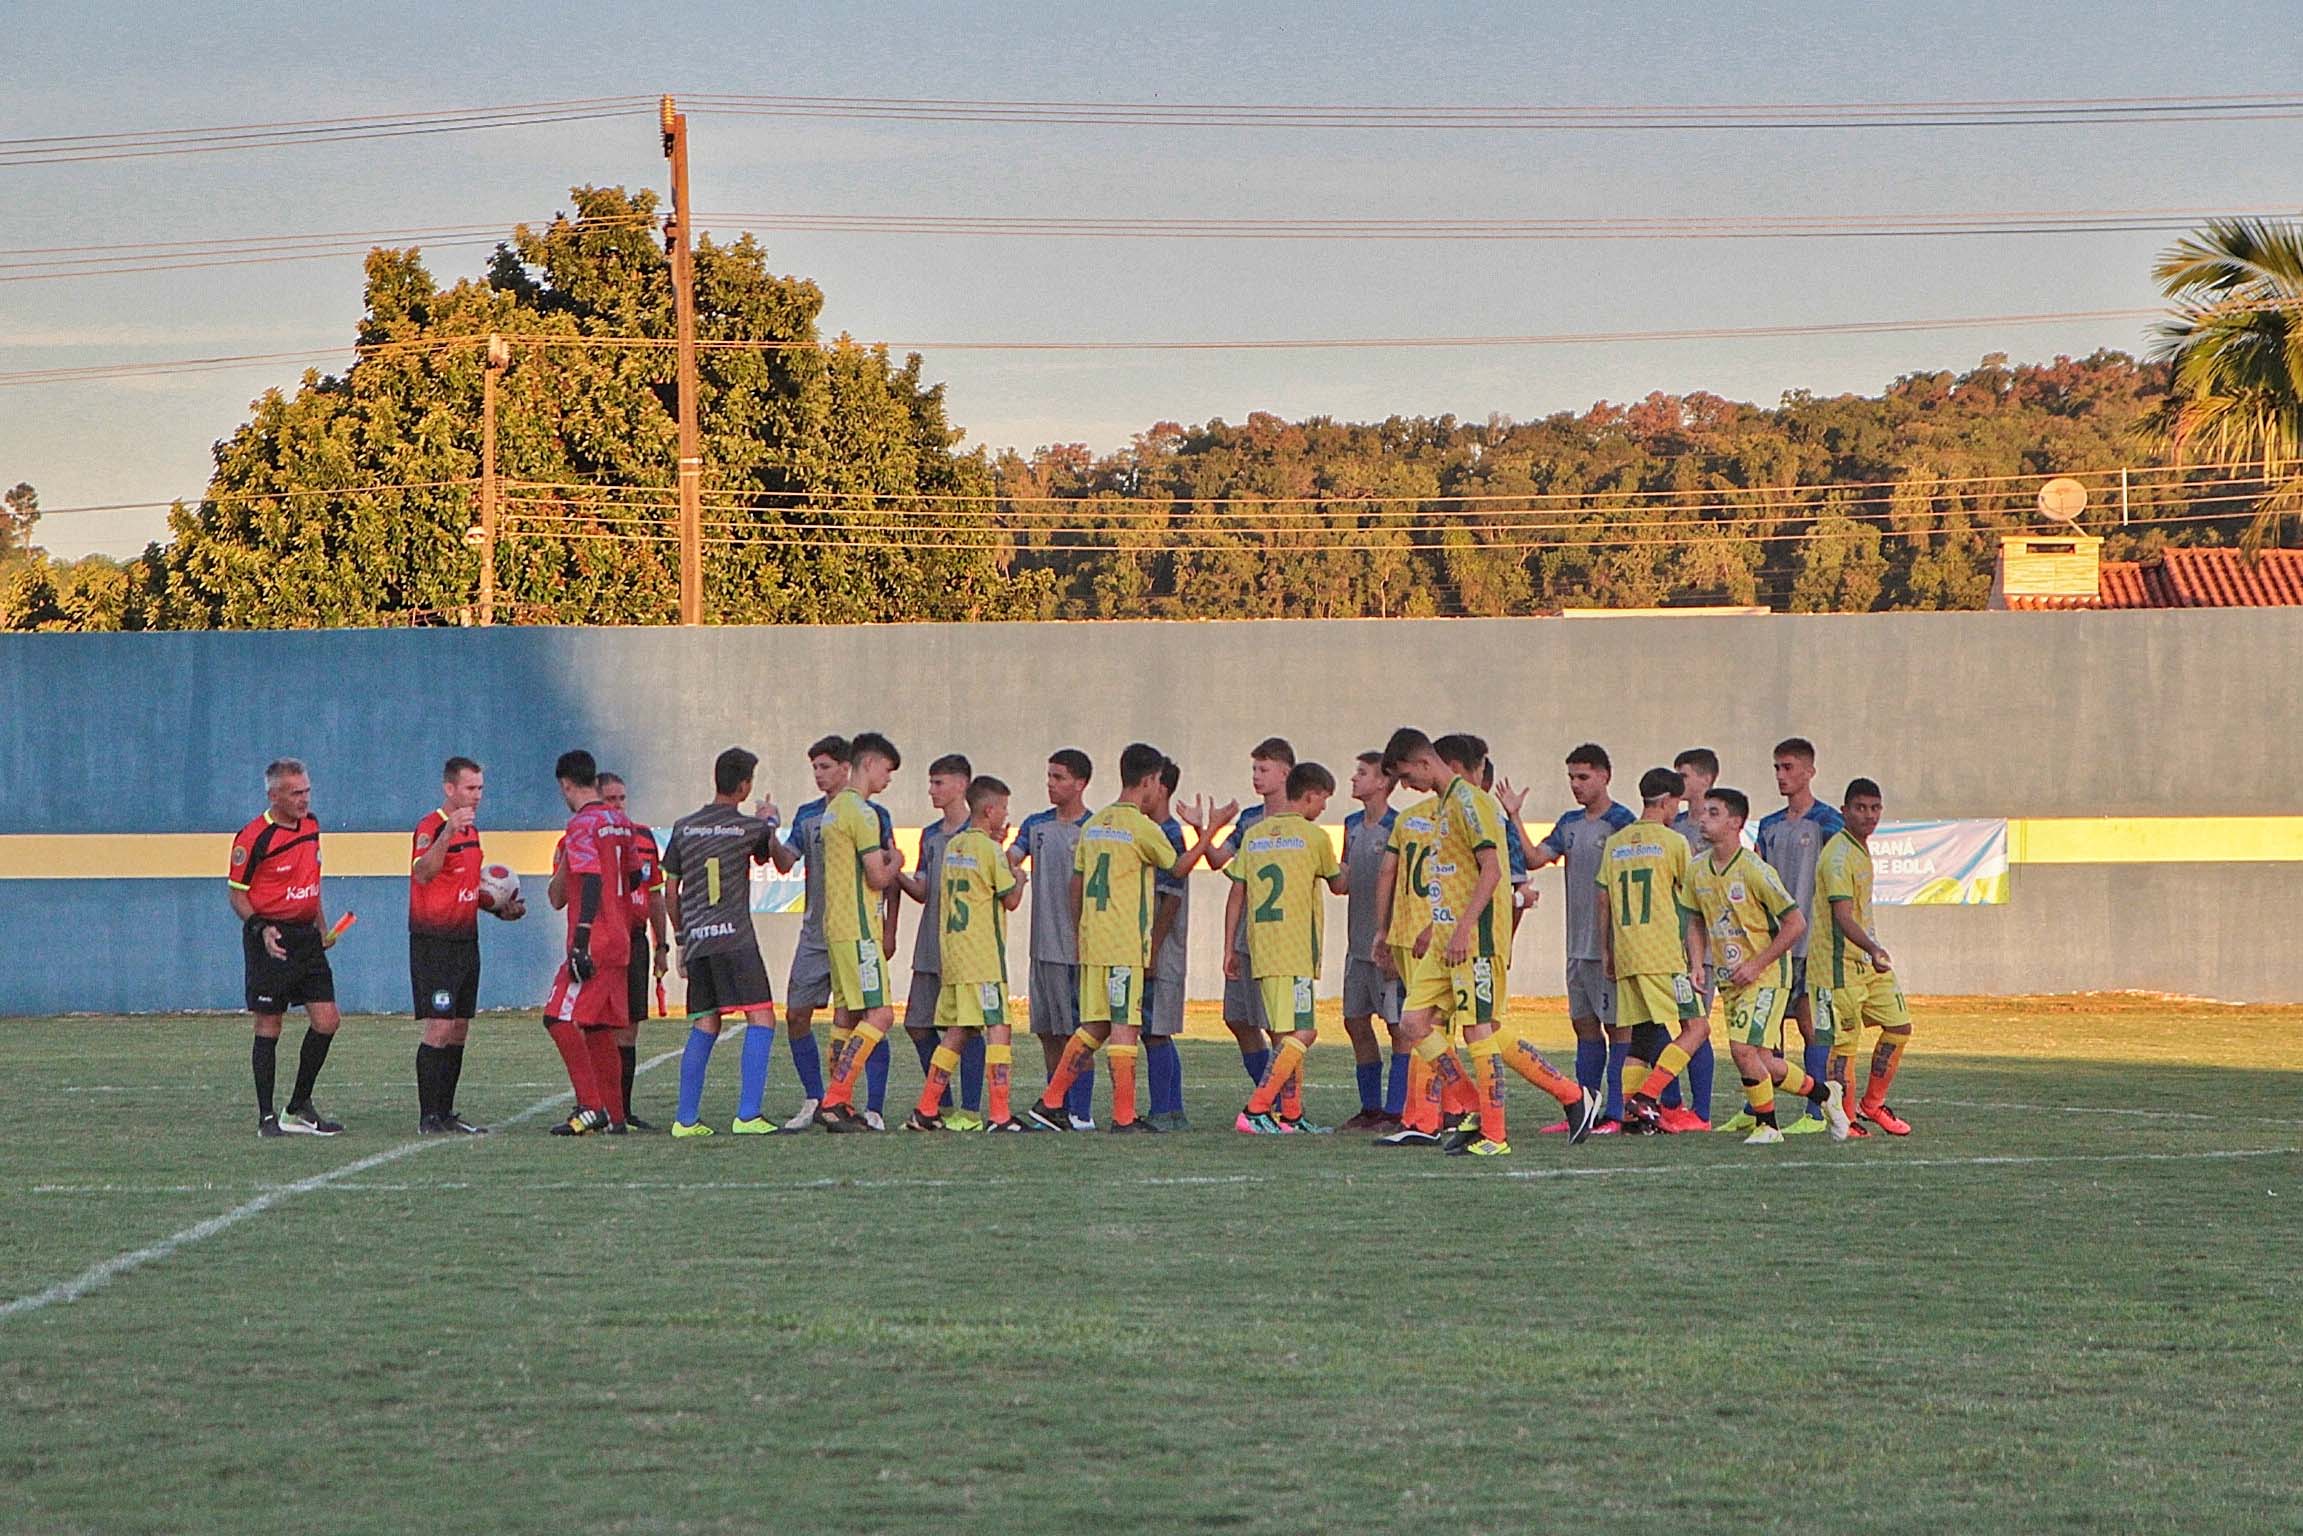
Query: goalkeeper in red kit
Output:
[[542, 750, 638, 1134]]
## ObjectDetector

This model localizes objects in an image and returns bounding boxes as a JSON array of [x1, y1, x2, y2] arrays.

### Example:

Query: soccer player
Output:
[[1664, 746, 1723, 1127], [542, 749, 637, 1135], [1028, 743, 1212, 1131], [410, 755, 520, 1135], [1376, 730, 1599, 1156], [659, 747, 784, 1138], [1757, 737, 1846, 1134], [1228, 762, 1350, 1133], [909, 775, 1028, 1131], [1372, 764, 1442, 1126], [1598, 768, 1706, 1135], [599, 772, 668, 1130], [899, 753, 986, 1131], [1686, 787, 1848, 1145], [1141, 757, 1225, 1130], [1339, 751, 1403, 1130], [1524, 744, 1636, 1132], [814, 732, 906, 1131], [1815, 777, 1915, 1136], [1208, 737, 1296, 1092], [1010, 749, 1096, 1127], [231, 758, 349, 1138]]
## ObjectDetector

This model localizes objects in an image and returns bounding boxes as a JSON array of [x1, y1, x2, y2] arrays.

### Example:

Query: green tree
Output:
[[2, 482, 37, 558]]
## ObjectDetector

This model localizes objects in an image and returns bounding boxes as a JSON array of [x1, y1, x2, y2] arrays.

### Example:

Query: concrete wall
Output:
[[3, 609, 2297, 1014]]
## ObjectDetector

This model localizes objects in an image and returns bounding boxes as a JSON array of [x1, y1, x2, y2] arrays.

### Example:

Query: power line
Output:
[[0, 216, 656, 284], [0, 97, 656, 168]]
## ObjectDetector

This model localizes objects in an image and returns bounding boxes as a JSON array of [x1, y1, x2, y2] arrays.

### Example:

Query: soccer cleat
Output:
[[943, 1109, 986, 1133], [258, 1114, 286, 1139], [602, 1121, 629, 1136], [1860, 1101, 1911, 1136], [1145, 1110, 1191, 1133], [1655, 1107, 1710, 1134], [1280, 1117, 1334, 1136], [730, 1117, 774, 1135], [624, 1114, 660, 1133], [1744, 1124, 1785, 1145], [417, 1115, 451, 1136], [1823, 1082, 1852, 1142], [1447, 1137, 1512, 1158], [1437, 1122, 1478, 1155], [1714, 1109, 1757, 1134], [549, 1108, 606, 1136], [1780, 1113, 1826, 1137], [671, 1120, 715, 1138], [782, 1098, 823, 1131], [1623, 1097, 1662, 1134], [1338, 1108, 1392, 1132], [984, 1116, 1033, 1133], [1107, 1119, 1157, 1134], [820, 1103, 871, 1134], [442, 1113, 490, 1135], [1588, 1119, 1622, 1137], [1234, 1109, 1274, 1135], [1068, 1115, 1097, 1132], [1564, 1086, 1605, 1146], [1374, 1125, 1441, 1148], [280, 1103, 343, 1136], [1026, 1100, 1071, 1133], [1844, 1119, 1872, 1140], [904, 1109, 945, 1132], [863, 1111, 888, 1132]]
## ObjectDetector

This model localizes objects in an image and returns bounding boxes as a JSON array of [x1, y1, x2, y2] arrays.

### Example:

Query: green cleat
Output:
[[1780, 1112, 1827, 1137], [730, 1117, 774, 1135], [1714, 1109, 1758, 1134], [943, 1109, 985, 1133], [671, 1120, 714, 1139], [1449, 1137, 1512, 1157]]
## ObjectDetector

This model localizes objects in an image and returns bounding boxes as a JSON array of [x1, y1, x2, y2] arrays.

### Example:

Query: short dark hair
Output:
[[1355, 749, 1388, 771], [1845, 777, 1883, 803], [806, 735, 850, 763], [1638, 767, 1685, 804], [1287, 761, 1335, 799], [850, 731, 900, 770], [966, 774, 1010, 813], [1119, 742, 1164, 788], [1432, 733, 1487, 774], [442, 756, 481, 782], [1774, 737, 1816, 763], [1566, 742, 1611, 773], [597, 771, 625, 790], [1048, 748, 1093, 782], [1382, 727, 1433, 772], [1706, 787, 1751, 823], [1250, 736, 1296, 767], [1157, 757, 1180, 794], [714, 747, 759, 796], [554, 749, 598, 787], [928, 753, 972, 780], [1673, 747, 1720, 779]]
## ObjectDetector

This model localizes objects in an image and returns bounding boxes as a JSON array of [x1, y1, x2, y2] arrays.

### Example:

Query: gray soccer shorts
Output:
[[904, 967, 941, 1031], [1029, 959, 1082, 1037], [786, 939, 832, 1012], [1342, 956, 1401, 1026], [1141, 974, 1184, 1038], [1222, 973, 1271, 1030], [1565, 956, 1617, 1027]]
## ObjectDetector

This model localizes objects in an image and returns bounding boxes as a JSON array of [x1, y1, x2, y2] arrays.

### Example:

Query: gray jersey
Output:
[[661, 802, 776, 959], [1538, 801, 1638, 962], [1152, 816, 1190, 984], [1757, 802, 1847, 960], [1015, 807, 1088, 964], [908, 816, 961, 976], [1343, 806, 1395, 964]]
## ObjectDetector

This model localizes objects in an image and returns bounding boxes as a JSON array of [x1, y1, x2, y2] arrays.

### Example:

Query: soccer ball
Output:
[[477, 864, 522, 916]]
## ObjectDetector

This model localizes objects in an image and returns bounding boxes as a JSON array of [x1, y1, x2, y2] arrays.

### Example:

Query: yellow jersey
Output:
[[1225, 810, 1341, 978], [1384, 794, 1441, 949], [1686, 848, 1798, 988], [1596, 820, 1695, 977], [1429, 776, 1512, 959], [1073, 801, 1179, 969], [819, 788, 885, 945], [938, 827, 1017, 986], [1814, 829, 1877, 988]]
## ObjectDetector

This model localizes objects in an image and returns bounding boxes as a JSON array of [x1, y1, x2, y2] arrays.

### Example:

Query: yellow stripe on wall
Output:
[[2008, 817, 2303, 865]]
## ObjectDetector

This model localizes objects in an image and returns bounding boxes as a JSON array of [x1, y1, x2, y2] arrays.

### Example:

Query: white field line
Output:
[[20, 1143, 2294, 1201], [0, 1049, 680, 1322]]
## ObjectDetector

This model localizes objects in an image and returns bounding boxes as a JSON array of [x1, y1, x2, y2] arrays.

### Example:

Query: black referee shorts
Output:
[[684, 945, 775, 1018], [410, 932, 481, 1020], [627, 924, 653, 1025], [244, 920, 334, 1015]]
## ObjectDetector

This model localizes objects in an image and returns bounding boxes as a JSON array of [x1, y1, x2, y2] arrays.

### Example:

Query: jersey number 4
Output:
[[1084, 852, 1113, 911]]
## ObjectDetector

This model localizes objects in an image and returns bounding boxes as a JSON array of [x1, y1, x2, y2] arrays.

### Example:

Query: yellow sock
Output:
[[1747, 1077, 1775, 1115], [1249, 1035, 1308, 1114], [1637, 1042, 1691, 1099], [1412, 1032, 1451, 1063], [1779, 1065, 1815, 1098], [928, 1044, 962, 1078]]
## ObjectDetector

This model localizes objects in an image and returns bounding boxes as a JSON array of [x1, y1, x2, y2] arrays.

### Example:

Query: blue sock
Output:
[[1801, 1041, 1829, 1118], [1687, 1039, 1716, 1123], [911, 1030, 937, 1077], [791, 1031, 825, 1101], [1384, 1052, 1411, 1116], [1242, 1047, 1272, 1086], [1066, 1060, 1096, 1122], [1575, 1037, 1605, 1093], [1604, 1040, 1629, 1123], [676, 1025, 717, 1125], [736, 1022, 775, 1121], [865, 1036, 891, 1114], [1146, 1037, 1183, 1116], [1355, 1058, 1383, 1112], [959, 1033, 985, 1112], [1659, 1067, 1684, 1109]]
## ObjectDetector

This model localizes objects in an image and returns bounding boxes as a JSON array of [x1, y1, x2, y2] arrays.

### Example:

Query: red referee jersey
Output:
[[627, 825, 663, 927], [560, 799, 635, 968], [410, 808, 484, 938], [229, 812, 323, 925]]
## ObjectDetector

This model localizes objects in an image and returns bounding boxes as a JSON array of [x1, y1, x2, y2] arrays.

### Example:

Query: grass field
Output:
[[5, 996, 2299, 1534]]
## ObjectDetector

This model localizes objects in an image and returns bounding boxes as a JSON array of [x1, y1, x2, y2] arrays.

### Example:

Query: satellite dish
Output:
[[2037, 477, 2088, 524]]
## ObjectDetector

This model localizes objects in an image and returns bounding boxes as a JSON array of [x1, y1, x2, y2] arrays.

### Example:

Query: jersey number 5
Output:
[[946, 876, 971, 933]]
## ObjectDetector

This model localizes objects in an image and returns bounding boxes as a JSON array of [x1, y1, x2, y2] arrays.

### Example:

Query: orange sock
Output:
[[823, 1022, 884, 1108], [1281, 1069, 1304, 1123], [1864, 1030, 1909, 1109], [1248, 1036, 1307, 1115], [986, 1042, 1013, 1122], [1779, 1064, 1816, 1099], [916, 1044, 960, 1118], [1041, 1031, 1099, 1108], [1108, 1043, 1139, 1126], [1468, 1036, 1505, 1142], [1504, 1037, 1583, 1107], [1402, 1052, 1438, 1133], [1635, 1042, 1692, 1102], [1441, 1066, 1477, 1121]]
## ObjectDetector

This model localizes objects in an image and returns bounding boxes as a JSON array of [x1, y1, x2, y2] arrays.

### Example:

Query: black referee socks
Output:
[[415, 1043, 445, 1120], [252, 1035, 278, 1119], [288, 1026, 334, 1108]]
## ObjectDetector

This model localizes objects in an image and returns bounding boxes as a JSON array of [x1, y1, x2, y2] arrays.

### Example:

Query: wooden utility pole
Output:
[[477, 333, 509, 625], [661, 94, 704, 625]]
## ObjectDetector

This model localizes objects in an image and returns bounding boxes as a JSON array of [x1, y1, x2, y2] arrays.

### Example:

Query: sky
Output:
[[6, 0, 2301, 557]]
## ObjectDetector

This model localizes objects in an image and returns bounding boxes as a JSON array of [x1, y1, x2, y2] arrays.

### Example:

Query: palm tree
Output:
[[2141, 218, 2303, 548]]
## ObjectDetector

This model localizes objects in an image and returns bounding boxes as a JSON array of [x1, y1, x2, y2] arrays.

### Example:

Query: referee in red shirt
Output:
[[599, 772, 669, 1129], [411, 756, 524, 1133], [228, 758, 347, 1137]]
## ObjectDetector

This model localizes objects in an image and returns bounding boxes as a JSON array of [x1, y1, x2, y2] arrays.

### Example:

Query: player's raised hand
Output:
[[447, 804, 476, 833], [1495, 777, 1528, 819], [1178, 796, 1208, 832], [1211, 797, 1241, 831], [754, 793, 780, 825]]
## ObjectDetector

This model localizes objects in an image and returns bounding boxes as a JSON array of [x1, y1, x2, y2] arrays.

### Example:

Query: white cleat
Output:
[[1744, 1124, 1785, 1145], [1069, 1115, 1097, 1132], [781, 1098, 821, 1132], [862, 1110, 887, 1132], [1823, 1082, 1852, 1143]]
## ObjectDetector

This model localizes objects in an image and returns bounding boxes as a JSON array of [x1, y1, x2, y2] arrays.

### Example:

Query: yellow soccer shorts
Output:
[[935, 978, 1007, 1029], [1719, 977, 1792, 1048], [829, 937, 889, 1013], [1815, 970, 1910, 1055], [1258, 974, 1317, 1033], [1405, 946, 1505, 1029], [1077, 963, 1139, 1026], [1617, 971, 1703, 1029]]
